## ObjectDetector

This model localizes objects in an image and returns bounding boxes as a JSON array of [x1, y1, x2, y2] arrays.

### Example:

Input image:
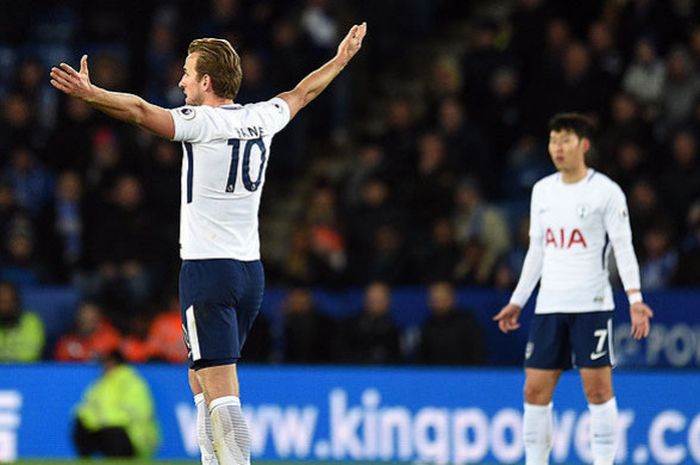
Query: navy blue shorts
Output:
[[524, 311, 615, 370], [179, 259, 264, 369]]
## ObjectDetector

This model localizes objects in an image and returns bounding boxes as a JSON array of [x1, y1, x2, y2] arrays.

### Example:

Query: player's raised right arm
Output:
[[277, 22, 366, 120], [50, 55, 175, 139]]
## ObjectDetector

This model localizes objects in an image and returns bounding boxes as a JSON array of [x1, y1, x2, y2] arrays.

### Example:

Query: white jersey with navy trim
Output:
[[169, 97, 290, 260], [511, 168, 640, 314]]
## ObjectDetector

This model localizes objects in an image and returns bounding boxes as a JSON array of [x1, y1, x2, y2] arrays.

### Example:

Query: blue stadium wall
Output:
[[25, 287, 700, 368], [0, 365, 699, 464]]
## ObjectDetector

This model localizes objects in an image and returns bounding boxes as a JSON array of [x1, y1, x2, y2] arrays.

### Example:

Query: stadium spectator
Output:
[[336, 282, 401, 364], [346, 178, 406, 283], [406, 131, 457, 238], [145, 296, 188, 363], [37, 171, 85, 284], [0, 183, 28, 258], [419, 281, 485, 365], [281, 225, 321, 286], [0, 94, 36, 156], [640, 223, 679, 290], [237, 51, 274, 104], [493, 215, 530, 291], [460, 18, 512, 116], [0, 281, 44, 361], [82, 128, 129, 200], [435, 97, 490, 183], [605, 140, 650, 193], [119, 315, 153, 363], [426, 56, 463, 111], [73, 350, 160, 458], [551, 42, 609, 119], [597, 93, 651, 162], [54, 300, 120, 362], [365, 224, 410, 285], [659, 128, 700, 224], [2, 145, 54, 216], [382, 97, 419, 180], [674, 201, 700, 286], [523, 17, 573, 131], [659, 46, 700, 131], [0, 231, 43, 286], [622, 38, 665, 111], [304, 182, 347, 286], [14, 57, 58, 131], [587, 20, 623, 87], [452, 178, 511, 284], [412, 218, 460, 284], [48, 98, 98, 172], [84, 174, 154, 314], [627, 179, 668, 250], [342, 143, 388, 208], [282, 287, 335, 363], [481, 67, 523, 171]]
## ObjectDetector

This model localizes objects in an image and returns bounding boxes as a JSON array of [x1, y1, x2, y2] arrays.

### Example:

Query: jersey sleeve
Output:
[[245, 97, 291, 135], [169, 106, 218, 143], [604, 183, 642, 291], [509, 184, 544, 307], [603, 184, 633, 239], [528, 183, 544, 241]]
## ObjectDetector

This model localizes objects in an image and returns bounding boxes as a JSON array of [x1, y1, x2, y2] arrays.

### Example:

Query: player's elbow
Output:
[[131, 99, 148, 125], [291, 87, 313, 111]]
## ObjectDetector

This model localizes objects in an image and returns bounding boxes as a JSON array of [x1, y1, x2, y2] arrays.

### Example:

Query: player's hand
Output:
[[50, 54, 95, 101], [336, 22, 367, 66], [629, 302, 653, 339], [493, 303, 522, 333]]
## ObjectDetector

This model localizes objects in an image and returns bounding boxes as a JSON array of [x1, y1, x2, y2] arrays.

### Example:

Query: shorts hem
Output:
[[191, 357, 239, 370]]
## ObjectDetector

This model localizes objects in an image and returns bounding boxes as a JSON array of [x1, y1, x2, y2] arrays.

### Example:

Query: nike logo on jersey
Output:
[[590, 351, 607, 361]]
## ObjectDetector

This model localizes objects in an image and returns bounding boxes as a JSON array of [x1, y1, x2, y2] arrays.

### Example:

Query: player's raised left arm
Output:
[[50, 55, 175, 139], [277, 22, 366, 120]]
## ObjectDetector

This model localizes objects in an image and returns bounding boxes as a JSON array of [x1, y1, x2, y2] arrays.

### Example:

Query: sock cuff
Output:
[[588, 397, 617, 412], [524, 402, 553, 412], [194, 393, 206, 406], [209, 395, 241, 413]]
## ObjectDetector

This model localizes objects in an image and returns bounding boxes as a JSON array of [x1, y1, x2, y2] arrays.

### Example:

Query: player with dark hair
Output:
[[51, 22, 367, 465], [494, 113, 654, 465]]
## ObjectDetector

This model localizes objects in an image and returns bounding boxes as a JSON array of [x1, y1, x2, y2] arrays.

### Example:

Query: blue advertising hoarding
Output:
[[24, 287, 700, 368], [0, 364, 698, 464]]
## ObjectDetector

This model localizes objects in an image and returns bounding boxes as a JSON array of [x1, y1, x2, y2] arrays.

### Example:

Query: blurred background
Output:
[[0, 0, 698, 463]]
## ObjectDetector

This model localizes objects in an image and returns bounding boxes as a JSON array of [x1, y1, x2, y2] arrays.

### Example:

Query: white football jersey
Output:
[[169, 97, 290, 260], [527, 169, 635, 313]]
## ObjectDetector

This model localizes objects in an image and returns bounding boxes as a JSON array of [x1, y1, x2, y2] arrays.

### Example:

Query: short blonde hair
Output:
[[188, 38, 242, 100]]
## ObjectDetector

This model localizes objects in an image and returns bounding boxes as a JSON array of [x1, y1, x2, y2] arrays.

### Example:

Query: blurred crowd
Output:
[[0, 0, 699, 363]]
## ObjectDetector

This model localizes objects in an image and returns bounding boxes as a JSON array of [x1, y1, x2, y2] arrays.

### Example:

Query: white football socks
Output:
[[209, 395, 251, 465], [194, 393, 219, 465], [523, 402, 553, 465], [589, 397, 618, 465]]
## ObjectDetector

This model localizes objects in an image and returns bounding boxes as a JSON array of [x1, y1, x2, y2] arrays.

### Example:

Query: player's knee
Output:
[[583, 386, 613, 404], [523, 383, 553, 404]]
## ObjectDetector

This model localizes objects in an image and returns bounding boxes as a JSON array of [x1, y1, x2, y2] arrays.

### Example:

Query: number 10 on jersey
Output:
[[226, 137, 267, 193]]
